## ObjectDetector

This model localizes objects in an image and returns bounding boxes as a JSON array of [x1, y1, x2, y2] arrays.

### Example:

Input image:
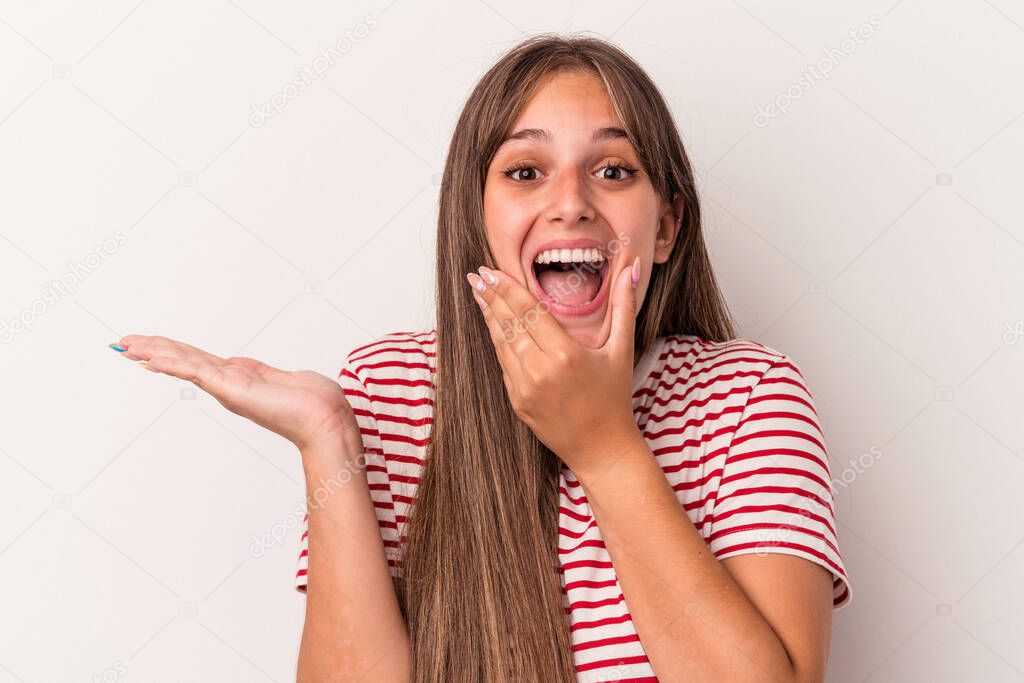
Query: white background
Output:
[[1, 1, 1022, 681]]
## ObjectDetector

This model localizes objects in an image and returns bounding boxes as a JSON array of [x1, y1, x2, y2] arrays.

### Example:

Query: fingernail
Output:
[[630, 256, 641, 288], [466, 272, 486, 293], [109, 343, 126, 352], [477, 266, 497, 285]]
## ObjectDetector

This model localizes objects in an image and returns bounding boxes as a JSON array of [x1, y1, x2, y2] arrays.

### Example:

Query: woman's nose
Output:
[[544, 169, 596, 225]]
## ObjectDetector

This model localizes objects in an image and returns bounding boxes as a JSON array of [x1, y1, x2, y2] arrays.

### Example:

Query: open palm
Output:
[[114, 335, 358, 453]]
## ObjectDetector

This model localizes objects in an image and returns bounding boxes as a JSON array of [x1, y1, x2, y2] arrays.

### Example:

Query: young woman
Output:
[[112, 34, 851, 682]]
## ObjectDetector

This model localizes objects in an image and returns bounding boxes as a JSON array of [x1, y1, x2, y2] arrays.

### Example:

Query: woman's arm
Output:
[[460, 270, 837, 679], [574, 433, 832, 683], [108, 336, 412, 680], [297, 442, 411, 683]]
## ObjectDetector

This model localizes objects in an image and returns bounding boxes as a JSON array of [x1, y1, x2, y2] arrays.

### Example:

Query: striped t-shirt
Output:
[[296, 329, 852, 681]]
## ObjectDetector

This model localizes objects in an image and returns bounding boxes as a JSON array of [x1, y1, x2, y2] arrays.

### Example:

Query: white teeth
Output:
[[533, 247, 606, 265]]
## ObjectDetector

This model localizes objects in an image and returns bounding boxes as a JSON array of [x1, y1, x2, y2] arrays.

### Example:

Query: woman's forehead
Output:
[[512, 70, 619, 127]]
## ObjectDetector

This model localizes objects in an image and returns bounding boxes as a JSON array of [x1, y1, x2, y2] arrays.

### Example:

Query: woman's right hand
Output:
[[113, 334, 360, 456]]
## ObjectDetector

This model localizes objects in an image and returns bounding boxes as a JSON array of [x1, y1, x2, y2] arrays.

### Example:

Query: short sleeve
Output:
[[294, 358, 381, 593], [707, 354, 852, 609]]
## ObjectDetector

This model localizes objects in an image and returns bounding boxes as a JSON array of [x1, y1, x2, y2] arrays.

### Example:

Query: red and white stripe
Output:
[[295, 330, 852, 681]]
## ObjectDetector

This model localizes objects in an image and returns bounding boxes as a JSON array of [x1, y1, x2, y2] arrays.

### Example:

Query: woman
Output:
[[113, 33, 851, 682]]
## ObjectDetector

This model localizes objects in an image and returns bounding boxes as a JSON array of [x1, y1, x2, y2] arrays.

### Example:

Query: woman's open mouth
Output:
[[529, 246, 612, 317]]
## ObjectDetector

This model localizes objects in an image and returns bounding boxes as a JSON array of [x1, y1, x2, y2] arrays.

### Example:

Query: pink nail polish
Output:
[[630, 257, 641, 287], [466, 272, 486, 293], [478, 266, 497, 285]]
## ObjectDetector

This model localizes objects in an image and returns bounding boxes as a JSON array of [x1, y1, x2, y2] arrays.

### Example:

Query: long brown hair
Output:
[[397, 33, 737, 681]]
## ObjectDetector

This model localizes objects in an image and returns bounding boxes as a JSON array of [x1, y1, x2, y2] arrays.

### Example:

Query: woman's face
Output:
[[483, 68, 682, 349]]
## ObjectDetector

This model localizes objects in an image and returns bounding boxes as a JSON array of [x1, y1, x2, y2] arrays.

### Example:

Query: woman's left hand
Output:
[[466, 258, 644, 475]]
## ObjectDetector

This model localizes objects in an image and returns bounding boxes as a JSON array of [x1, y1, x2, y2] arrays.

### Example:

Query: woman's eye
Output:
[[596, 163, 638, 181], [505, 166, 540, 181], [501, 162, 637, 183]]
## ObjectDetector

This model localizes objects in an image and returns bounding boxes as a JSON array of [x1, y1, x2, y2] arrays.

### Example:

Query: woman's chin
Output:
[[556, 316, 606, 348]]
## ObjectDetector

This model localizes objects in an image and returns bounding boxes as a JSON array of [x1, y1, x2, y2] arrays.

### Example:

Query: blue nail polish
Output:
[[109, 344, 126, 352]]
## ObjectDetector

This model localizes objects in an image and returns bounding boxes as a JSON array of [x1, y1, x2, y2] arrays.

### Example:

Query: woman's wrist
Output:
[[299, 426, 366, 476], [300, 442, 372, 519]]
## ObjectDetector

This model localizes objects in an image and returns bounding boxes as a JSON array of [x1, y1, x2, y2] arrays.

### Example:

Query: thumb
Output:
[[606, 255, 639, 356]]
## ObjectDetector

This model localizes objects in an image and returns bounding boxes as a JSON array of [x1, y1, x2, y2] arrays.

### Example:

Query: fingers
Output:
[[143, 354, 227, 394], [118, 335, 227, 367], [470, 266, 570, 356], [115, 335, 292, 387], [467, 274, 525, 377], [605, 257, 639, 357]]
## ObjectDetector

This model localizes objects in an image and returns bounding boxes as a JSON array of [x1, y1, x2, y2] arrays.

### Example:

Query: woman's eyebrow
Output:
[[500, 126, 629, 145]]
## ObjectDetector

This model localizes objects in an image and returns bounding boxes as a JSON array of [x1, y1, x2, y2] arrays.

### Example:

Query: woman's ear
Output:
[[654, 192, 684, 264]]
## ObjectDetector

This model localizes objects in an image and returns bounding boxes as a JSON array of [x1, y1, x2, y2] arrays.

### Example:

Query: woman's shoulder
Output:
[[342, 328, 438, 381], [642, 334, 820, 425], [654, 333, 794, 380], [337, 330, 437, 437]]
